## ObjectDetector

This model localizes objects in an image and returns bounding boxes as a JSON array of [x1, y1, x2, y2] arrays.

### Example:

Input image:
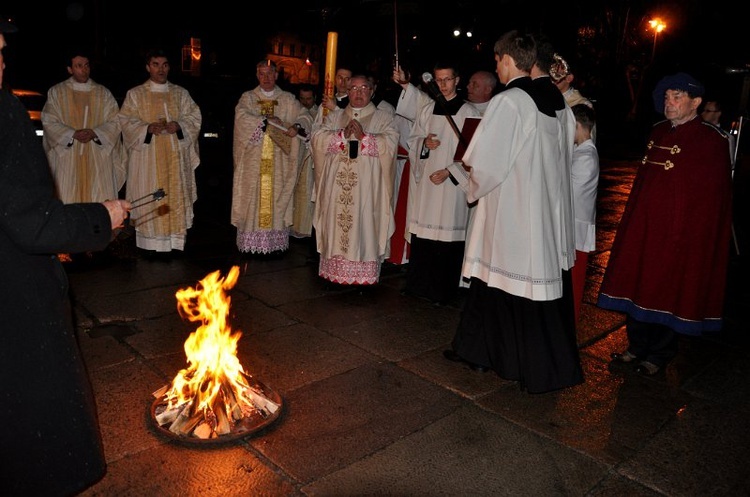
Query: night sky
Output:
[[3, 1, 749, 127]]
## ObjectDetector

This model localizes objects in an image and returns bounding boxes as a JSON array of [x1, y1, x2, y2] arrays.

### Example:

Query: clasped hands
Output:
[[73, 128, 99, 143], [148, 120, 180, 135], [344, 119, 364, 140]]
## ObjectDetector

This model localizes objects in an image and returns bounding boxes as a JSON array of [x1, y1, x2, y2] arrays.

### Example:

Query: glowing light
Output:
[[648, 18, 667, 61], [649, 18, 667, 33], [155, 266, 280, 438]]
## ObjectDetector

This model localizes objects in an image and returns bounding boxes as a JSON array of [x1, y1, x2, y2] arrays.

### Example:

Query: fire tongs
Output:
[[130, 188, 167, 208]]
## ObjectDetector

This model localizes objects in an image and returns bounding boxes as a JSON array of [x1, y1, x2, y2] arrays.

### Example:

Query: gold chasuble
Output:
[[42, 77, 126, 205], [118, 80, 202, 252], [231, 86, 302, 254]]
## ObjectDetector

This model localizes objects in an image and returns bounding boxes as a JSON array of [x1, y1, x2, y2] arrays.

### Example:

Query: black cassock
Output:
[[0, 88, 112, 495], [405, 96, 468, 305], [450, 77, 583, 394]]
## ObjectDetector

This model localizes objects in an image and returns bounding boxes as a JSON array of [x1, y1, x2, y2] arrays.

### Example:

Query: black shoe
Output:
[[469, 364, 490, 373], [443, 349, 464, 362], [443, 350, 489, 372], [323, 280, 347, 291]]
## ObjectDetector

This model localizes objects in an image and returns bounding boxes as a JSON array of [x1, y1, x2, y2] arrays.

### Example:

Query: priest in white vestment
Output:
[[42, 51, 126, 204], [118, 49, 201, 253], [311, 75, 399, 285], [231, 60, 303, 254]]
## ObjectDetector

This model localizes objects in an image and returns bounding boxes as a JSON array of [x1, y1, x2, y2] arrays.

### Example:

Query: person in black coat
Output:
[[0, 19, 131, 495]]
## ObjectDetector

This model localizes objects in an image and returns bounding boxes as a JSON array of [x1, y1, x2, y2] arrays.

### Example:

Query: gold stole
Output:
[[151, 91, 186, 236], [258, 100, 277, 228], [68, 90, 92, 202]]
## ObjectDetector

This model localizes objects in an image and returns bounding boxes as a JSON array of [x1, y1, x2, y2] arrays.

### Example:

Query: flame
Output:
[[163, 266, 253, 425]]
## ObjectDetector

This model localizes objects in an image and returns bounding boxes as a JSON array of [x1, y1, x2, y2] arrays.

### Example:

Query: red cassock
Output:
[[598, 117, 733, 335]]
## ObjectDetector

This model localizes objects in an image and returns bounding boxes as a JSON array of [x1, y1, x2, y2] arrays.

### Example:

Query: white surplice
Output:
[[449, 86, 576, 301], [406, 95, 479, 242], [572, 138, 599, 252]]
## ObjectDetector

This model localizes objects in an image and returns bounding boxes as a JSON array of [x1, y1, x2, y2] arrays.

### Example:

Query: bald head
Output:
[[466, 70, 497, 104]]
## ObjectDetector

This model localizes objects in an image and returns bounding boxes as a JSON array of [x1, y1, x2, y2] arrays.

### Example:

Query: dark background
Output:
[[3, 0, 750, 157]]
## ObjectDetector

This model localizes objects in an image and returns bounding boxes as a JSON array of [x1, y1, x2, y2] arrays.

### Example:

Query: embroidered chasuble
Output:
[[311, 103, 399, 284], [231, 86, 302, 254]]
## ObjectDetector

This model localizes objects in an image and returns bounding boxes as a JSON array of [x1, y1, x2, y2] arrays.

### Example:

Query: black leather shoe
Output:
[[443, 350, 489, 372], [469, 364, 490, 373], [442, 349, 464, 362]]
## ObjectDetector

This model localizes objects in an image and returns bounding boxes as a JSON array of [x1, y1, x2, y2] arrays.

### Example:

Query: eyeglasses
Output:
[[434, 76, 456, 84], [348, 85, 372, 93]]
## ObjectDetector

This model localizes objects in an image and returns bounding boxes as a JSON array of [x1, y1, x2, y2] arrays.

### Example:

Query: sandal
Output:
[[610, 350, 638, 363]]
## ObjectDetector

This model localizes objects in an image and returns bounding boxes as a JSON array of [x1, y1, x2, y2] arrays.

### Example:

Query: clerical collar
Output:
[[148, 81, 169, 93], [261, 88, 276, 97], [433, 95, 465, 116], [71, 80, 92, 92], [351, 106, 365, 112]]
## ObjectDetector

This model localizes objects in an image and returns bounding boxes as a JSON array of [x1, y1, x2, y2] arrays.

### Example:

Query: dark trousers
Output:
[[625, 315, 679, 367]]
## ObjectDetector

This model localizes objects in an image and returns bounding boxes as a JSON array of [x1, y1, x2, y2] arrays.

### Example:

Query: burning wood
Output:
[[152, 266, 281, 440]]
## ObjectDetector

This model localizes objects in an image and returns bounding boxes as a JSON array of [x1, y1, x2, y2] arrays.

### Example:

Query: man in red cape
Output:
[[598, 72, 733, 376]]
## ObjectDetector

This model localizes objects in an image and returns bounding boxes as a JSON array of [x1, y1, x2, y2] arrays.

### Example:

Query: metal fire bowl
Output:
[[149, 379, 283, 445]]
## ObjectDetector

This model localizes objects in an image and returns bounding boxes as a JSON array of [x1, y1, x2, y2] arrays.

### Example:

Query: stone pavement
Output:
[[70, 159, 749, 496]]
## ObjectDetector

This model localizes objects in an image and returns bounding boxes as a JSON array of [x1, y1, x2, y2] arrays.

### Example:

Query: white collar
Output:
[[148, 81, 169, 92], [71, 79, 92, 91]]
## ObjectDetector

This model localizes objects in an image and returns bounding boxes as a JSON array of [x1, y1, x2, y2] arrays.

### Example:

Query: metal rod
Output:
[[130, 188, 166, 208], [393, 0, 399, 69]]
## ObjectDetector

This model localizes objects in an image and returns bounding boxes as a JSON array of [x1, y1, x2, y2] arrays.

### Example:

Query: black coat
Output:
[[0, 88, 112, 495]]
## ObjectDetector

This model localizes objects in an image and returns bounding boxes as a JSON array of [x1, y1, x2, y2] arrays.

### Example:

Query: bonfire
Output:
[[152, 266, 281, 440]]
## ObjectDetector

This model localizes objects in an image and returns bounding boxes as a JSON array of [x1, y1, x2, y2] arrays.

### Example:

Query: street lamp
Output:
[[649, 18, 667, 62]]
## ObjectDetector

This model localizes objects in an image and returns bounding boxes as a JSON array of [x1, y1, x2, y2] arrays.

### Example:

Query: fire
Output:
[[153, 266, 280, 439]]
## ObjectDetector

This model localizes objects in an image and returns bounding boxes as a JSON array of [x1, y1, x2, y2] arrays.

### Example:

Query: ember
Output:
[[151, 266, 282, 441]]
